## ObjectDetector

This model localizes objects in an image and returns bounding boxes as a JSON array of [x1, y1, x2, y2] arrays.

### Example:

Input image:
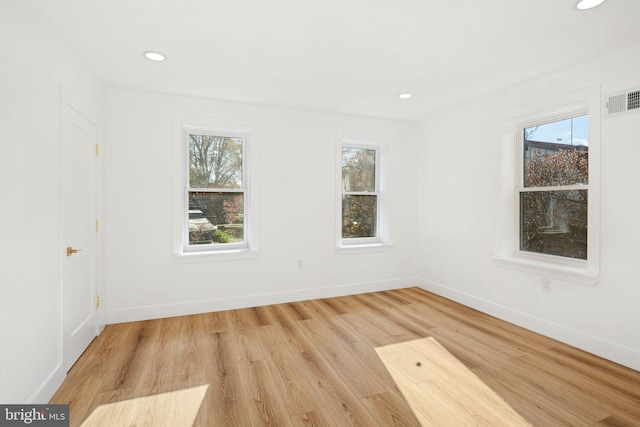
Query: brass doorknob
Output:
[[66, 247, 82, 256]]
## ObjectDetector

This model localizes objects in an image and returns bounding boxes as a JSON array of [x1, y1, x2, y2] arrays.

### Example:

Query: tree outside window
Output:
[[520, 115, 588, 260], [341, 146, 378, 239], [187, 133, 245, 246]]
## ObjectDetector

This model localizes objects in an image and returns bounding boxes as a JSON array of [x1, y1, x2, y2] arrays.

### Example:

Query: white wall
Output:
[[0, 1, 103, 403], [417, 41, 640, 371], [103, 88, 419, 323]]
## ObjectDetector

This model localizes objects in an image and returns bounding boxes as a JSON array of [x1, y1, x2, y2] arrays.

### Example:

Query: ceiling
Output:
[[36, 0, 640, 121]]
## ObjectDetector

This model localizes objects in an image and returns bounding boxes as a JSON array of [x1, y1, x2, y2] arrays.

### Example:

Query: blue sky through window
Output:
[[526, 115, 588, 146]]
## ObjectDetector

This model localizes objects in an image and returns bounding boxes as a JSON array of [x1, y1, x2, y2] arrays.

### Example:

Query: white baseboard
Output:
[[103, 278, 417, 325], [417, 278, 640, 372], [28, 363, 65, 404]]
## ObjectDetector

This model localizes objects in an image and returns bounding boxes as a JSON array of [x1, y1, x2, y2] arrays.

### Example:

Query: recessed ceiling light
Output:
[[398, 93, 413, 99], [143, 51, 167, 62], [574, 0, 607, 11]]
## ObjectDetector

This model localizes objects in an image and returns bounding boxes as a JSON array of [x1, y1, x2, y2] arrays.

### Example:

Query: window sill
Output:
[[336, 243, 393, 255], [174, 249, 258, 264], [494, 255, 599, 286]]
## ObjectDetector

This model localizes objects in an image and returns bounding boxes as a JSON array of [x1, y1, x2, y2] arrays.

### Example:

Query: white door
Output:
[[61, 99, 98, 371]]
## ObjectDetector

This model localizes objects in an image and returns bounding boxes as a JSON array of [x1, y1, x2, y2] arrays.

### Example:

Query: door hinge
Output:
[[95, 144, 100, 156], [96, 220, 100, 232], [95, 296, 100, 308]]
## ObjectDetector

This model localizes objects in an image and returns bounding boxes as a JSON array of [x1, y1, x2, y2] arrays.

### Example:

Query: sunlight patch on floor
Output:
[[375, 337, 531, 426], [80, 384, 209, 427]]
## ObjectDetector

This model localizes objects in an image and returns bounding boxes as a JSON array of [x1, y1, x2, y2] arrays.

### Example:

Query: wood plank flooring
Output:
[[80, 384, 208, 427], [50, 287, 640, 426], [376, 337, 532, 426]]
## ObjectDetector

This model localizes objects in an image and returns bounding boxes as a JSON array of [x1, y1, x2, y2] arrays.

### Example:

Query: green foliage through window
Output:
[[187, 132, 245, 247]]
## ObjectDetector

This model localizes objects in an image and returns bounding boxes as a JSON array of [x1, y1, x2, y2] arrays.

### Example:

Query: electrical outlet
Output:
[[542, 278, 551, 292], [297, 258, 304, 269]]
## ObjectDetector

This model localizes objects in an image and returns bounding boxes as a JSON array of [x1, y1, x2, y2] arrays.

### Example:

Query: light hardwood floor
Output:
[[50, 288, 640, 426]]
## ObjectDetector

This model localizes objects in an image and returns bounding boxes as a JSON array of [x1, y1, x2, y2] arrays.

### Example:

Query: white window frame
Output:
[[495, 86, 600, 285], [173, 115, 259, 262], [337, 133, 390, 253]]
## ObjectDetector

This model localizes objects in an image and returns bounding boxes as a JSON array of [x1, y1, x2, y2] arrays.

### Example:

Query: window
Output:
[[173, 115, 258, 261], [519, 115, 588, 260], [496, 87, 600, 284], [186, 131, 246, 250], [342, 146, 378, 239], [338, 137, 388, 249]]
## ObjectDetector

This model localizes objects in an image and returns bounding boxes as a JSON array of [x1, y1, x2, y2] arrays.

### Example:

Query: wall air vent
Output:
[[605, 87, 640, 118]]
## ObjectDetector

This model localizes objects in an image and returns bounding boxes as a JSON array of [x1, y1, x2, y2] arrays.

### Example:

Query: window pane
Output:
[[520, 190, 587, 260], [189, 134, 243, 189], [523, 115, 588, 187], [342, 195, 377, 238], [188, 192, 244, 245], [342, 147, 376, 192]]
